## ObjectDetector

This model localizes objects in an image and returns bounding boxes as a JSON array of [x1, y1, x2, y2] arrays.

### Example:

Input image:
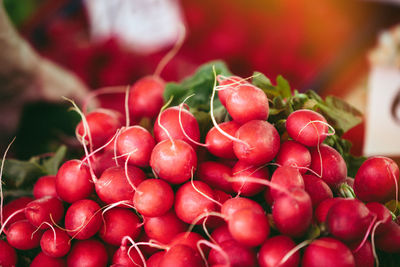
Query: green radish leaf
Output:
[[275, 75, 292, 99], [1, 159, 46, 189], [41, 145, 67, 175]]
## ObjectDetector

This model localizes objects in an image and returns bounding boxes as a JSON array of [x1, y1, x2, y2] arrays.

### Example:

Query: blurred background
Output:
[[1, 0, 400, 158]]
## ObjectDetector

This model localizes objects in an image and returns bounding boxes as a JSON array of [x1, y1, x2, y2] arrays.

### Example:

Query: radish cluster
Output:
[[1, 71, 400, 267]]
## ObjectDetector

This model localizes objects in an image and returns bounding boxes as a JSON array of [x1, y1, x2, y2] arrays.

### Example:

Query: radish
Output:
[[275, 140, 311, 173], [375, 221, 400, 253], [326, 199, 373, 244], [33, 175, 57, 199], [30, 251, 66, 267], [366, 202, 392, 235], [64, 199, 102, 240], [217, 75, 248, 107], [24, 196, 64, 229], [205, 121, 241, 159], [310, 144, 347, 189], [286, 109, 329, 147], [67, 239, 108, 267], [116, 126, 155, 167], [233, 120, 280, 165], [225, 84, 269, 124], [147, 251, 166, 267], [302, 237, 355, 267], [0, 240, 17, 267], [40, 228, 71, 257], [169, 232, 205, 251], [150, 139, 197, 184], [314, 197, 345, 224], [221, 197, 264, 220], [2, 197, 33, 229], [269, 166, 304, 200], [198, 161, 234, 194], [272, 187, 313, 238], [133, 178, 174, 217], [129, 75, 165, 119], [55, 159, 94, 203], [302, 174, 333, 209], [211, 224, 234, 244], [76, 108, 122, 150], [90, 149, 122, 177], [231, 161, 269, 196], [208, 239, 257, 267], [159, 244, 205, 267], [354, 156, 399, 203], [6, 220, 43, 250], [349, 240, 374, 267], [258, 235, 300, 267], [153, 106, 200, 147], [144, 210, 187, 244], [175, 180, 217, 224], [95, 165, 146, 205], [112, 242, 144, 267], [99, 208, 142, 246], [228, 208, 269, 247]]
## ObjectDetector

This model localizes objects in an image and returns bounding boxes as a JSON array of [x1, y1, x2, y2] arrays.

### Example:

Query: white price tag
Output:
[[364, 67, 400, 156], [84, 0, 184, 54]]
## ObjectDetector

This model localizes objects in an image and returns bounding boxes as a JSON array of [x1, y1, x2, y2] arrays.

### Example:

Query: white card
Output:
[[364, 67, 400, 156], [84, 0, 184, 54]]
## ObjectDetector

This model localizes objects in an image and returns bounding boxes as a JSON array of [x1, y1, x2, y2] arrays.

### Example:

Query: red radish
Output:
[[137, 233, 162, 256], [375, 221, 400, 253], [144, 210, 187, 244], [76, 108, 122, 149], [99, 208, 142, 246], [129, 75, 165, 119], [228, 208, 269, 247], [286, 109, 329, 147], [225, 84, 269, 124], [354, 156, 399, 203], [0, 240, 17, 267], [6, 220, 43, 250], [211, 224, 234, 244], [326, 199, 373, 243], [150, 139, 197, 184], [116, 126, 155, 167], [2, 197, 33, 229], [233, 120, 280, 165], [217, 75, 248, 107], [90, 149, 121, 177], [302, 237, 355, 267], [159, 244, 205, 267], [133, 179, 174, 217], [310, 144, 347, 189], [258, 235, 300, 267], [205, 121, 241, 159], [349, 240, 374, 267], [214, 189, 232, 204], [24, 196, 64, 228], [275, 140, 311, 173], [314, 197, 345, 224], [221, 197, 264, 220], [175, 180, 217, 224], [153, 106, 200, 147], [366, 202, 392, 235], [64, 199, 102, 240], [30, 252, 66, 267], [95, 165, 146, 205], [40, 228, 71, 257], [208, 239, 257, 267], [198, 162, 233, 194], [67, 239, 108, 267], [147, 251, 166, 267], [270, 166, 304, 200], [169, 232, 205, 251], [272, 187, 313, 238], [112, 243, 144, 267], [263, 186, 274, 206], [302, 174, 333, 209], [33, 175, 57, 199], [55, 160, 94, 203], [231, 161, 269, 196]]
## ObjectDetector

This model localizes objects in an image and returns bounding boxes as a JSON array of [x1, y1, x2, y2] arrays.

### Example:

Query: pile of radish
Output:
[[1, 61, 399, 267]]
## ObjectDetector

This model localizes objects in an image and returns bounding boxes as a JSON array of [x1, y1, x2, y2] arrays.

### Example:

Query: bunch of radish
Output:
[[1, 61, 399, 267]]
